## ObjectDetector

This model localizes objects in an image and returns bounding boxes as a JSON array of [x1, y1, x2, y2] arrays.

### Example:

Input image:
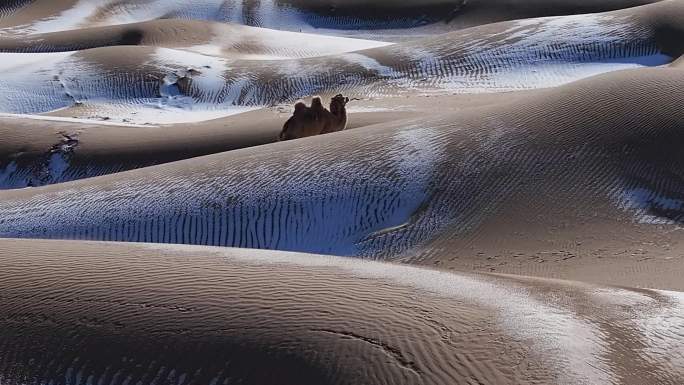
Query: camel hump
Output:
[[293, 101, 308, 115], [310, 96, 324, 111]]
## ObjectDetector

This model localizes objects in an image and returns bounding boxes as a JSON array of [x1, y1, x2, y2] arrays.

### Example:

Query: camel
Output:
[[278, 94, 349, 141]]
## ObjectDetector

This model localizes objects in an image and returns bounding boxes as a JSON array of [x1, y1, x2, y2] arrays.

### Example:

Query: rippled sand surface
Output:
[[1, 239, 683, 385], [0, 1, 683, 384]]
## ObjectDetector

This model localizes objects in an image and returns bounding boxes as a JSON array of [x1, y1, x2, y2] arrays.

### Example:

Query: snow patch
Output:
[[615, 187, 684, 225]]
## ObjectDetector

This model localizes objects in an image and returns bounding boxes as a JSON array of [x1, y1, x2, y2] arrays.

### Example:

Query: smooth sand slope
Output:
[[0, 68, 682, 288], [0, 0, 664, 40], [0, 239, 682, 385]]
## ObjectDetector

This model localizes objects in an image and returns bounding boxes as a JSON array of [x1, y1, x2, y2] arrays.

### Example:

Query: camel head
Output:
[[330, 94, 349, 114]]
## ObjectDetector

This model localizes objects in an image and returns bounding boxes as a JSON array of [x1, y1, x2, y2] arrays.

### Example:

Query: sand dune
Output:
[[0, 98, 428, 188], [0, 68, 681, 271], [0, 1, 680, 127], [0, 90, 520, 188], [0, 239, 682, 385], [1, 1, 681, 190], [0, 19, 391, 58], [1, 1, 683, 383], [0, 0, 664, 40]]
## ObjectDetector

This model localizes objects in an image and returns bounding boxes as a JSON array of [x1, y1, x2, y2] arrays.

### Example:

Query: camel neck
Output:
[[331, 105, 346, 117]]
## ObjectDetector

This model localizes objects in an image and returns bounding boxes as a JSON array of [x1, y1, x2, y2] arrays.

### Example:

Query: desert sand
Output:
[[0, 0, 665, 39], [1, 1, 683, 384], [1, 68, 683, 282], [0, 239, 682, 385]]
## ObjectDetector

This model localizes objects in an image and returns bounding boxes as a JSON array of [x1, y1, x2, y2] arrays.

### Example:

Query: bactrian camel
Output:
[[279, 94, 349, 141]]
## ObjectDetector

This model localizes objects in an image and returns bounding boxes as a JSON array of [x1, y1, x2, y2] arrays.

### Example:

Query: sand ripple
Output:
[[0, 239, 682, 384]]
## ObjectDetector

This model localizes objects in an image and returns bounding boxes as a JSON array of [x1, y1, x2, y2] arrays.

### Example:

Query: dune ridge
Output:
[[0, 101, 422, 188], [0, 68, 681, 265]]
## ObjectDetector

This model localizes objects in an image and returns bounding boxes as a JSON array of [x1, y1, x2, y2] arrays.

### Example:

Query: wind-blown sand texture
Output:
[[1, 69, 683, 267], [1, 1, 683, 384], [0, 0, 666, 39], [1, 239, 683, 385]]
